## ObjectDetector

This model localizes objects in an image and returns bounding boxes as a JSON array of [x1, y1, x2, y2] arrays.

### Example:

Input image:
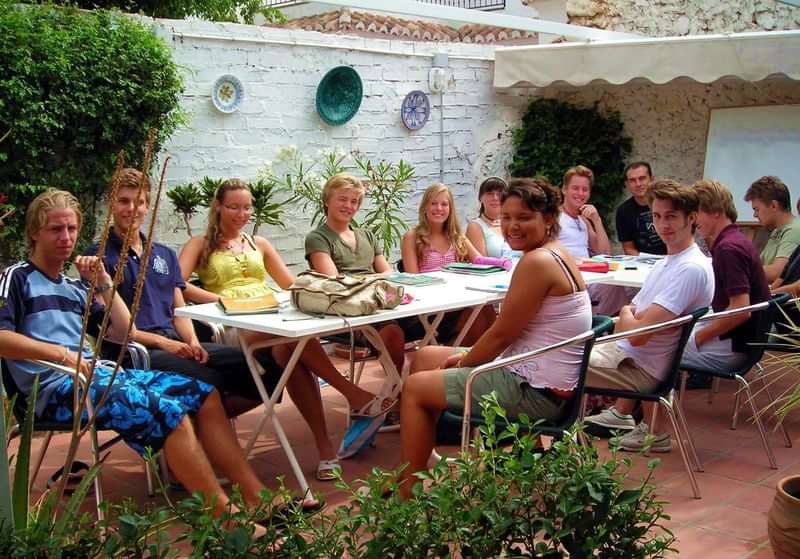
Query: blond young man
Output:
[[0, 189, 273, 534], [557, 165, 611, 258], [684, 180, 770, 370]]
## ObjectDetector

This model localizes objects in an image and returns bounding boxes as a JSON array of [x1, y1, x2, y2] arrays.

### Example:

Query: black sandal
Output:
[[255, 496, 325, 528], [46, 460, 90, 496]]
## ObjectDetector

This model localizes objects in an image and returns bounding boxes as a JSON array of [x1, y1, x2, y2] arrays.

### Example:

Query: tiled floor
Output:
[[17, 355, 800, 557]]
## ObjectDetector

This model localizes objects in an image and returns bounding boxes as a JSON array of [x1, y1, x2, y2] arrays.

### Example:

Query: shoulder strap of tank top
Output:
[[542, 248, 580, 293]]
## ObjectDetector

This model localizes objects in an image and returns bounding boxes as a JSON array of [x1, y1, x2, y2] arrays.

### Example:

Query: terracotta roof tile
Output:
[[270, 8, 537, 44]]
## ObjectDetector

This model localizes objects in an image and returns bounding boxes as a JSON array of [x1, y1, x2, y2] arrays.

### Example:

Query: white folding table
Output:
[[176, 283, 489, 495]]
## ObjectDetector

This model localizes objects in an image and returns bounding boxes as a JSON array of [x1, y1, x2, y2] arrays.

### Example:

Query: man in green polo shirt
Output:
[[745, 175, 800, 283]]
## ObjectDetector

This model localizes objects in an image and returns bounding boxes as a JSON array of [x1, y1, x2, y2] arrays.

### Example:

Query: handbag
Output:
[[289, 271, 405, 317]]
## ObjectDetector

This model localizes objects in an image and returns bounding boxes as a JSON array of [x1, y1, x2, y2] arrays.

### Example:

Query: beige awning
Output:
[[494, 30, 800, 88]]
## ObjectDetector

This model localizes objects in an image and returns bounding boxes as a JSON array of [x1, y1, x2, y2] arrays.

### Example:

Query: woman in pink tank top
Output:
[[395, 177, 593, 499], [401, 183, 497, 344]]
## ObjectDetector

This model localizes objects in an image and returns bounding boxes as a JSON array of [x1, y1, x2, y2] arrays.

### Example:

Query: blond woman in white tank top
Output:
[[395, 177, 593, 499]]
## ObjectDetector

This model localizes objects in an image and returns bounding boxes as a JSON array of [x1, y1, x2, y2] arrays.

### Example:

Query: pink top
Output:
[[419, 245, 457, 273], [501, 249, 592, 391]]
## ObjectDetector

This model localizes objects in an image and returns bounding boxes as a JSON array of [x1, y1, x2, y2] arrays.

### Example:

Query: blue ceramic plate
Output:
[[211, 74, 244, 114], [316, 66, 363, 126]]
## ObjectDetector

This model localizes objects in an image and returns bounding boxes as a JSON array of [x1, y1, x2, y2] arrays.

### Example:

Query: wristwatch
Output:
[[96, 283, 112, 294]]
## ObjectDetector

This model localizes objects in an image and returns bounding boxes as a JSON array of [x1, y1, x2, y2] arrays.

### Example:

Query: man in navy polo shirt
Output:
[[86, 168, 276, 417], [685, 179, 771, 370]]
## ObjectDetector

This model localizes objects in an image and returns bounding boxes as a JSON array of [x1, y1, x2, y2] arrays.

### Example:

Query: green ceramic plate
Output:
[[316, 66, 363, 126]]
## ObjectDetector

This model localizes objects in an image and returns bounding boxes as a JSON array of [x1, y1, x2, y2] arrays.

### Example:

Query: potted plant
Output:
[[766, 308, 800, 558]]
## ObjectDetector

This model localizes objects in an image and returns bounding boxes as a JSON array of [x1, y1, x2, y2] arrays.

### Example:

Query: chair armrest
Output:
[[595, 313, 694, 346], [461, 328, 595, 443], [33, 360, 90, 388], [126, 341, 151, 370]]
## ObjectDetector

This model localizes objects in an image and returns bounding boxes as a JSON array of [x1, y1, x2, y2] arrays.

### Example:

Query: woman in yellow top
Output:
[[180, 179, 393, 481]]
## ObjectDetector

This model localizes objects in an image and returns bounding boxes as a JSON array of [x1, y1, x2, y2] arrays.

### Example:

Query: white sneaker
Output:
[[618, 423, 672, 453], [584, 407, 636, 432]]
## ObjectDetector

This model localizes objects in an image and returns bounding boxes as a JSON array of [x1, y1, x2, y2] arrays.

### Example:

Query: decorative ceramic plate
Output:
[[316, 66, 363, 126], [211, 74, 244, 113], [401, 90, 431, 130]]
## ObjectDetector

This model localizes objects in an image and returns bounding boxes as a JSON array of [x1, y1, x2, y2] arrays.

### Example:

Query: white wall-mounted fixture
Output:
[[429, 68, 447, 93]]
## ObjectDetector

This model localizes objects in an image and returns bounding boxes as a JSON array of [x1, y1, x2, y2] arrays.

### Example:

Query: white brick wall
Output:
[[153, 19, 509, 269]]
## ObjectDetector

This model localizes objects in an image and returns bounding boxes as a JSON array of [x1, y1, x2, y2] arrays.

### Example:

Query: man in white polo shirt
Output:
[[584, 180, 714, 452]]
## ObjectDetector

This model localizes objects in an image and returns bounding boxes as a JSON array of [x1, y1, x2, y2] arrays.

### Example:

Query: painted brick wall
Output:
[[151, 18, 520, 268]]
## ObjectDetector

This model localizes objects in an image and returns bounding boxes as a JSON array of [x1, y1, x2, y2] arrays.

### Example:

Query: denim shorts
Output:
[[40, 366, 214, 456]]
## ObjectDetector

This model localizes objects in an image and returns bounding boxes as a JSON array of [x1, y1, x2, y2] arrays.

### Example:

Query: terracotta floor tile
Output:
[[702, 455, 782, 484], [745, 542, 778, 558], [730, 484, 781, 514], [11, 353, 795, 556], [694, 505, 769, 542], [671, 526, 759, 558]]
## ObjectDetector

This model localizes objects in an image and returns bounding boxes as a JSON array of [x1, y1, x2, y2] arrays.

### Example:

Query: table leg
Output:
[[240, 336, 312, 496], [451, 305, 483, 347], [358, 325, 404, 399], [417, 312, 445, 347]]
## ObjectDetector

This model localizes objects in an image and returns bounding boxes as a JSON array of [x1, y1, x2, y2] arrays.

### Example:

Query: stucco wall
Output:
[[535, 77, 800, 199], [566, 0, 800, 35], [152, 18, 527, 267]]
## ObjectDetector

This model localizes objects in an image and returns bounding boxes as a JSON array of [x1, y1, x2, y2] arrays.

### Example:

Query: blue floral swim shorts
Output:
[[40, 366, 214, 456]]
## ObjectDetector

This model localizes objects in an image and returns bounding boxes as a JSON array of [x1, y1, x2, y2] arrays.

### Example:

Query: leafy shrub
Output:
[[1, 396, 674, 557], [510, 98, 633, 226], [59, 1, 288, 24], [0, 2, 184, 264]]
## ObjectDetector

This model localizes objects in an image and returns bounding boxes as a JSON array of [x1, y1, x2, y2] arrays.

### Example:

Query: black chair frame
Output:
[[581, 307, 708, 499]]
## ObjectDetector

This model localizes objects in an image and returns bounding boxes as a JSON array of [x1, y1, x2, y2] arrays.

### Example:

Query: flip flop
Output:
[[47, 460, 90, 496], [338, 415, 384, 459], [350, 394, 397, 419], [316, 458, 341, 481]]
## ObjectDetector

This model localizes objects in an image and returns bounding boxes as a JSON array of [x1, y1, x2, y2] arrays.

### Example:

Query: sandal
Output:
[[255, 496, 325, 529], [316, 458, 340, 481], [47, 460, 90, 496], [350, 393, 397, 419]]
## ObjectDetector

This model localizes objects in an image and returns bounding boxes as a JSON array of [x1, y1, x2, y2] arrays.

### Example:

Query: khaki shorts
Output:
[[442, 347, 567, 421], [586, 342, 659, 393]]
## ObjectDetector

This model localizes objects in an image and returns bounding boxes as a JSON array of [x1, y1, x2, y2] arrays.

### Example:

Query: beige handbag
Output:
[[289, 271, 405, 317]]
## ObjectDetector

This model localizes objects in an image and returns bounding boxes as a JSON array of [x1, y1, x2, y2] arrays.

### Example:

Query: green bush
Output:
[[0, 2, 185, 264], [1, 397, 675, 557], [59, 1, 287, 24], [510, 98, 633, 227]]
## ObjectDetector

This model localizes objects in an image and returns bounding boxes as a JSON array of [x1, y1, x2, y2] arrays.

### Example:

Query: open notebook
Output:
[[385, 272, 446, 286]]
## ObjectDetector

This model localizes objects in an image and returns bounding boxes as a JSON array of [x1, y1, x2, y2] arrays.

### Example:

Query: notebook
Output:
[[442, 262, 506, 275], [385, 273, 446, 286], [218, 293, 280, 315]]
